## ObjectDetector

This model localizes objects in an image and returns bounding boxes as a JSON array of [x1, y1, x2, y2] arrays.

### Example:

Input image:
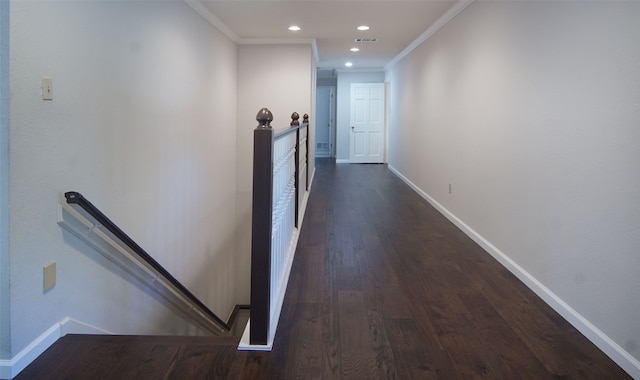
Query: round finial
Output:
[[256, 108, 273, 128], [303, 114, 309, 124], [291, 112, 300, 126]]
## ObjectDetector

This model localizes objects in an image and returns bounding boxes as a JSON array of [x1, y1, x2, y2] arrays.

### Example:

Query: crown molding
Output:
[[239, 38, 319, 65], [183, 1, 319, 64], [385, 0, 474, 71], [334, 68, 385, 74], [238, 38, 314, 46], [183, 0, 240, 43]]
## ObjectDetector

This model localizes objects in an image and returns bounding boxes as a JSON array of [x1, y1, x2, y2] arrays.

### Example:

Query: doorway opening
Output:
[[315, 86, 336, 158]]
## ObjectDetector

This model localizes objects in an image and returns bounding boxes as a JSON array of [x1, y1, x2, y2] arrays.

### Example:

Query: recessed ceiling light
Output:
[[350, 47, 360, 52], [345, 62, 353, 67], [288, 25, 301, 31], [357, 25, 370, 31]]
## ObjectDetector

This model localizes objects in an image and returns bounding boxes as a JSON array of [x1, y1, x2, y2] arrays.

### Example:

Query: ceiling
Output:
[[194, 0, 458, 70]]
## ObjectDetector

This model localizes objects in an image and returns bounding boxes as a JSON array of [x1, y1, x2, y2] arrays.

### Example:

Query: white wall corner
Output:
[[0, 318, 112, 380], [387, 165, 640, 379], [182, 0, 240, 42], [0, 322, 61, 380], [0, 0, 11, 373], [384, 0, 474, 71], [311, 39, 319, 66]]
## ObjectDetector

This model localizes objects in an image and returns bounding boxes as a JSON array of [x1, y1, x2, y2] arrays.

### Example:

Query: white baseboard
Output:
[[308, 166, 316, 190], [388, 165, 640, 379], [58, 317, 113, 336], [335, 159, 350, 164], [0, 317, 112, 379]]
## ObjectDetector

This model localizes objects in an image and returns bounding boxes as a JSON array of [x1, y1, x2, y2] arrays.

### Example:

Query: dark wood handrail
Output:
[[64, 191, 231, 332]]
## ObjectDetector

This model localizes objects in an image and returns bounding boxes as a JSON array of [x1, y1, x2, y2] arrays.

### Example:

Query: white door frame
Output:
[[349, 82, 385, 164]]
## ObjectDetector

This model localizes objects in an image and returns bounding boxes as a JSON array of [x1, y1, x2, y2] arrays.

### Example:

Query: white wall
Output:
[[386, 0, 640, 373], [0, 0, 10, 361], [335, 71, 385, 161], [235, 43, 315, 307], [8, 0, 238, 359]]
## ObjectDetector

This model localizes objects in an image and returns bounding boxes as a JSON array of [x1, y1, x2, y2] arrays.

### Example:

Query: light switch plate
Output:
[[42, 77, 53, 100], [43, 262, 56, 291]]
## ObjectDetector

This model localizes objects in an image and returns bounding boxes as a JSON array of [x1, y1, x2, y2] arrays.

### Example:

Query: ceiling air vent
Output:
[[355, 38, 378, 43]]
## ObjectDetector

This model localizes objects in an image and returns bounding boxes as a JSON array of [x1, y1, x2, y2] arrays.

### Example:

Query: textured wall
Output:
[[387, 0, 640, 370], [9, 0, 238, 356]]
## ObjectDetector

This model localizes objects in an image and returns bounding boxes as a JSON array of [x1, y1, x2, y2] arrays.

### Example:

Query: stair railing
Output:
[[240, 108, 309, 349], [58, 191, 231, 335]]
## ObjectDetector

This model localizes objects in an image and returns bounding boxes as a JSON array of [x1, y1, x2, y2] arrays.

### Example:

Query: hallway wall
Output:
[[386, 0, 640, 373], [0, 0, 10, 362], [7, 0, 238, 360], [235, 43, 315, 305]]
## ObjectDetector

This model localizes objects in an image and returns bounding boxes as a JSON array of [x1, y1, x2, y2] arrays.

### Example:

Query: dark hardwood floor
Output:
[[17, 159, 630, 379]]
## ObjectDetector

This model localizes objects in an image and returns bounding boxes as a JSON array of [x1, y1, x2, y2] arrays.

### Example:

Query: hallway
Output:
[[17, 159, 630, 379]]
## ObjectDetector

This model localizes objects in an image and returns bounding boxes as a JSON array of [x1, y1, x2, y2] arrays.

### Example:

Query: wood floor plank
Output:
[[337, 290, 374, 355], [385, 317, 456, 380], [367, 310, 400, 380], [329, 224, 363, 291], [295, 245, 325, 304], [281, 302, 323, 380], [16, 159, 632, 380], [163, 344, 235, 380], [340, 354, 377, 380]]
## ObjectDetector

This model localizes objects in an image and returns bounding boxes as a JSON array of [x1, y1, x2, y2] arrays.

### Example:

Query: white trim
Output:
[[58, 317, 113, 337], [384, 0, 474, 71], [335, 68, 384, 74], [237, 320, 271, 351], [182, 0, 239, 42], [335, 159, 350, 164], [0, 318, 112, 379], [0, 324, 60, 380], [308, 166, 316, 190], [238, 37, 315, 46], [388, 165, 640, 379], [183, 0, 470, 71], [182, 2, 319, 62]]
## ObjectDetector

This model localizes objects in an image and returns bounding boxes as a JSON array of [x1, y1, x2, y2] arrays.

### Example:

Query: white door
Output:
[[315, 87, 335, 157], [349, 83, 385, 163]]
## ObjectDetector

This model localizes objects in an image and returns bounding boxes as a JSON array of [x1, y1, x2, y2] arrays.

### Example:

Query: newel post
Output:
[[303, 114, 310, 191], [250, 107, 274, 345], [292, 112, 301, 227]]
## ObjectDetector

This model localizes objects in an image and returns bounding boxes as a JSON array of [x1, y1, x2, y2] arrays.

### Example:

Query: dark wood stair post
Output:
[[250, 107, 274, 345]]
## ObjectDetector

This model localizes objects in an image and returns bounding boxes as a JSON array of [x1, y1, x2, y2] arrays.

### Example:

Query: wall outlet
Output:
[[43, 262, 56, 292]]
